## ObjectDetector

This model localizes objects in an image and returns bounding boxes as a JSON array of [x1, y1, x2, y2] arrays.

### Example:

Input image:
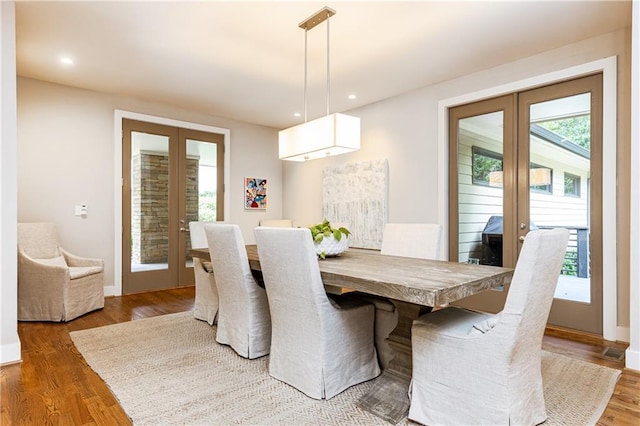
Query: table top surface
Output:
[[190, 246, 513, 307]]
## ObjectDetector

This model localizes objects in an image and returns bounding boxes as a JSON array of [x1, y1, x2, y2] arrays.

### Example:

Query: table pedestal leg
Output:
[[356, 300, 431, 424]]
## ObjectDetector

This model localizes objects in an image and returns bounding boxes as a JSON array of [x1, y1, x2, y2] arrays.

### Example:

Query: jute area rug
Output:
[[70, 312, 621, 425]]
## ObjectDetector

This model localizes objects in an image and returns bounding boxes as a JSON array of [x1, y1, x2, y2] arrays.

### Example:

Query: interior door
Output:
[[122, 119, 224, 294], [449, 74, 603, 334]]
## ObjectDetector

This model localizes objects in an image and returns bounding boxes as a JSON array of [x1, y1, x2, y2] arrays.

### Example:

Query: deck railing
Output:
[[539, 226, 589, 278]]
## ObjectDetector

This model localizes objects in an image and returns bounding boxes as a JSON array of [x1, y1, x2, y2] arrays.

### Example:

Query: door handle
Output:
[[519, 235, 526, 242], [180, 227, 188, 232]]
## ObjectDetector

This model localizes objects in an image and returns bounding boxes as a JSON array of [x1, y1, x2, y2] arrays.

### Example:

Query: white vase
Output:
[[314, 235, 349, 257]]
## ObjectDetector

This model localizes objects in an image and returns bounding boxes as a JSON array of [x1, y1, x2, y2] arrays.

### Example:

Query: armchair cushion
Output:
[[69, 266, 104, 280], [36, 256, 67, 267]]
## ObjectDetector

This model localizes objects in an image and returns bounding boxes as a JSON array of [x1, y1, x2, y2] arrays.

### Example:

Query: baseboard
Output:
[[0, 341, 22, 366], [626, 347, 640, 372], [617, 326, 630, 343], [103, 284, 119, 297], [546, 324, 630, 344]]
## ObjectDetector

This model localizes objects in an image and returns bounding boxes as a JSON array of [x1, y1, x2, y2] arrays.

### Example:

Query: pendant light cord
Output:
[[326, 10, 330, 117], [304, 28, 308, 123], [301, 7, 334, 123]]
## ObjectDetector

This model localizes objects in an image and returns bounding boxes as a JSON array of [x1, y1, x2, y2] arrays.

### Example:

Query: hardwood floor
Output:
[[1, 287, 639, 425]]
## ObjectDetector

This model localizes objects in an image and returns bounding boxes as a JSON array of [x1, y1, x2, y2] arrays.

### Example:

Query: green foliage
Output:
[[537, 115, 591, 151], [561, 248, 578, 277], [198, 190, 217, 222], [472, 154, 502, 184], [308, 219, 351, 259]]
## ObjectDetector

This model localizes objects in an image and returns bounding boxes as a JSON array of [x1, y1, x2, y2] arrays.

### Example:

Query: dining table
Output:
[[190, 245, 513, 423]]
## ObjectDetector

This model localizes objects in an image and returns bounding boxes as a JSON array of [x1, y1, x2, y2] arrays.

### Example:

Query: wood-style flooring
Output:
[[1, 286, 639, 425]]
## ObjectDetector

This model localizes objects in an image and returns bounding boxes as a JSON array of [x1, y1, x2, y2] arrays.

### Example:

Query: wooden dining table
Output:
[[190, 245, 513, 423]]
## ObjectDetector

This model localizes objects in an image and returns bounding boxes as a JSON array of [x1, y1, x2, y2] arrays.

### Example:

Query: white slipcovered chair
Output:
[[17, 222, 104, 321], [204, 223, 271, 359], [370, 223, 443, 368], [381, 223, 442, 260], [254, 227, 381, 399], [258, 219, 293, 227], [188, 221, 218, 325], [408, 228, 569, 425]]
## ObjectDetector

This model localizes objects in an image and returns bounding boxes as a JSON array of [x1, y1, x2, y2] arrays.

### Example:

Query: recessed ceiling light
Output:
[[348, 94, 357, 100], [59, 56, 74, 66]]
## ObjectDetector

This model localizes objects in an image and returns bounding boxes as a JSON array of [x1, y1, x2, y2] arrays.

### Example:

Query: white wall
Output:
[[283, 29, 632, 332], [17, 78, 281, 294], [0, 1, 21, 365]]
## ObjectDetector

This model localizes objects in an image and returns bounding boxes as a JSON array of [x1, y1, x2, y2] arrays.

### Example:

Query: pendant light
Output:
[[278, 6, 361, 162]]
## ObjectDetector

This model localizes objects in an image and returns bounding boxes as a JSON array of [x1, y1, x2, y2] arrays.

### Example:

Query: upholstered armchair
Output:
[[17, 222, 104, 321], [189, 221, 219, 325], [204, 223, 271, 359], [408, 228, 569, 425], [254, 227, 380, 399]]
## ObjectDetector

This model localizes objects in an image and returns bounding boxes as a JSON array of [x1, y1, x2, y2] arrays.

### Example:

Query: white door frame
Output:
[[112, 110, 231, 297], [437, 57, 618, 341]]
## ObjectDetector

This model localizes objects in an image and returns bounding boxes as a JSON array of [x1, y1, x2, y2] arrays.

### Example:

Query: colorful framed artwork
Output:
[[245, 177, 267, 210]]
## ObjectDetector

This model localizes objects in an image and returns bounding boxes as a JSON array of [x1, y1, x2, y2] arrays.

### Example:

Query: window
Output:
[[530, 162, 553, 194], [564, 172, 581, 197], [472, 146, 503, 186]]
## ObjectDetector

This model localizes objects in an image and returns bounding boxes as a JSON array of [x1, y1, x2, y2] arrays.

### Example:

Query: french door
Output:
[[449, 74, 603, 334], [122, 119, 224, 294]]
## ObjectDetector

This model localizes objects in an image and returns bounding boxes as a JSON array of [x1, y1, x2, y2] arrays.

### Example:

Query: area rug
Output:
[[70, 312, 621, 425]]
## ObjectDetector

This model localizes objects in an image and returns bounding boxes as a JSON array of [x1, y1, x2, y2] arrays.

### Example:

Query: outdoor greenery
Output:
[[537, 115, 591, 151], [472, 148, 502, 184], [198, 190, 217, 222], [561, 248, 578, 276], [564, 173, 581, 197]]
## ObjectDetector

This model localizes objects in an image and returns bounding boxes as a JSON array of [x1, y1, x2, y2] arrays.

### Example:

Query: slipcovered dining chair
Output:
[[408, 228, 569, 425], [204, 223, 271, 359], [17, 222, 104, 321], [254, 227, 381, 399], [258, 219, 293, 227], [371, 223, 443, 368], [381, 223, 442, 260], [189, 221, 219, 325]]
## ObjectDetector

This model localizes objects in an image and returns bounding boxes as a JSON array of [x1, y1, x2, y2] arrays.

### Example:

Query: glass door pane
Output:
[[458, 111, 506, 266], [529, 94, 592, 303], [184, 138, 219, 268], [177, 128, 225, 287], [131, 131, 170, 273]]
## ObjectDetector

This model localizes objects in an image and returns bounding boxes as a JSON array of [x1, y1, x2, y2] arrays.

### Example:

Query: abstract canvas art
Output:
[[322, 159, 388, 249], [245, 177, 267, 210]]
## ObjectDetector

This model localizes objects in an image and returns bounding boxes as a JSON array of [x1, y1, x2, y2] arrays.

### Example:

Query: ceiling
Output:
[[15, 1, 631, 130]]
